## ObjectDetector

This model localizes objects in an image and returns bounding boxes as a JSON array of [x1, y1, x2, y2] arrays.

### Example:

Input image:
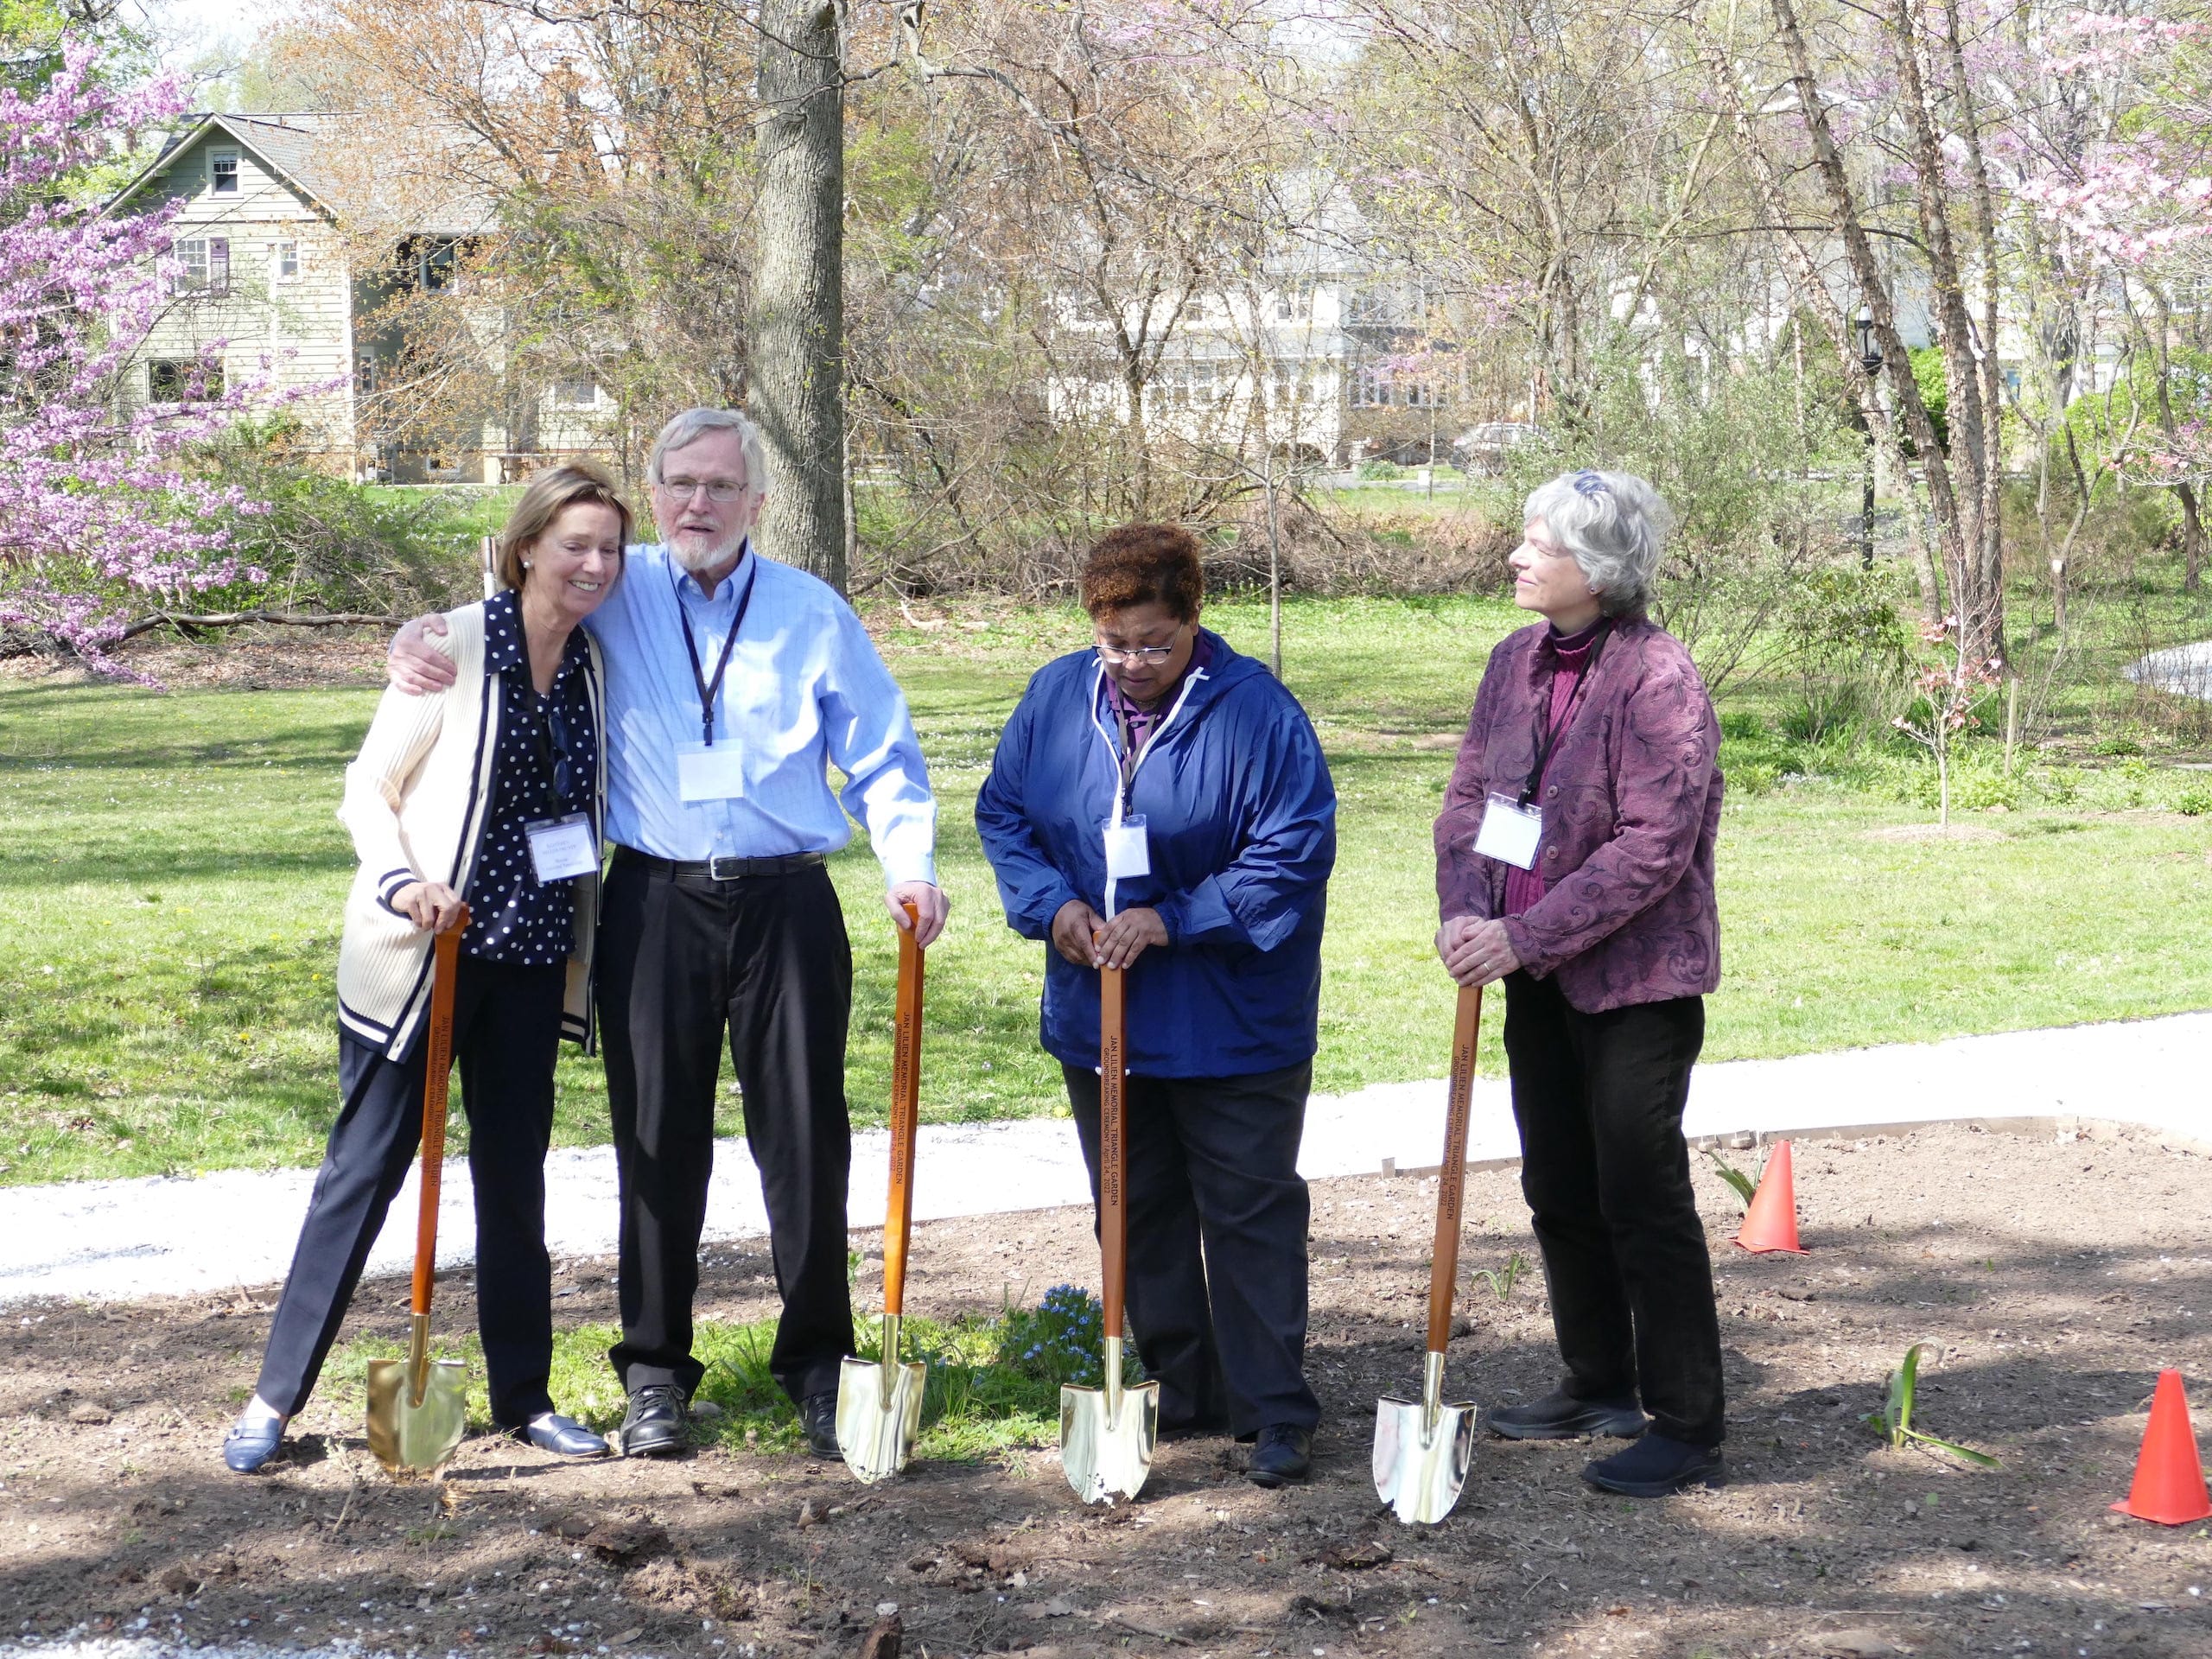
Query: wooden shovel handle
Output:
[[1098, 963, 1128, 1342], [881, 901, 925, 1317], [1424, 982, 1484, 1355], [411, 905, 469, 1319]]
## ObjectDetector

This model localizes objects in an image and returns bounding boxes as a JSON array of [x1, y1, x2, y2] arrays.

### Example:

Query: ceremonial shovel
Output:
[[366, 906, 472, 1476], [1060, 962, 1160, 1504], [836, 902, 929, 1482], [1372, 982, 1484, 1524]]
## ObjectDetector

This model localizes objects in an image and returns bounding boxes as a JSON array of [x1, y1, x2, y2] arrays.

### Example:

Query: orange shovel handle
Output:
[[1098, 963, 1128, 1343], [411, 904, 470, 1319], [1424, 982, 1483, 1355], [880, 901, 925, 1317]]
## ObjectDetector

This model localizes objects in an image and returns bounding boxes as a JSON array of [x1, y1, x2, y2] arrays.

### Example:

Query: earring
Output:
[[522, 560, 533, 569]]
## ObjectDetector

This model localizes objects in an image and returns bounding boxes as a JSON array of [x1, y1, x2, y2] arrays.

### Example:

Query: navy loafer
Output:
[[222, 1416, 284, 1473], [1580, 1431, 1725, 1497], [519, 1413, 609, 1459]]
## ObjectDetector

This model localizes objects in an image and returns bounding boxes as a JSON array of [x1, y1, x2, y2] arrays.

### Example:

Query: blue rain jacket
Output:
[[974, 631, 1337, 1078]]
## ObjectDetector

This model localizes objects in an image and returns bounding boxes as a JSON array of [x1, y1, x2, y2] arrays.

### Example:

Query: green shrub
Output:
[[998, 1283, 1143, 1389], [1358, 459, 1408, 481], [2177, 785, 2212, 817], [1718, 709, 1766, 741], [1727, 761, 1781, 797]]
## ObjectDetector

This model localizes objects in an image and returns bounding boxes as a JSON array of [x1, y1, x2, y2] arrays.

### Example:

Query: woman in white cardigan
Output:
[[225, 464, 631, 1473]]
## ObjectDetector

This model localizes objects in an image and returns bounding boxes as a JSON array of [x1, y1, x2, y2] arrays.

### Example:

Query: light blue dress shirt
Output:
[[585, 542, 938, 885]]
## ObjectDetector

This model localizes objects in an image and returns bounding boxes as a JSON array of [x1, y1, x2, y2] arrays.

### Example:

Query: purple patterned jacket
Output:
[[1433, 617, 1723, 1012]]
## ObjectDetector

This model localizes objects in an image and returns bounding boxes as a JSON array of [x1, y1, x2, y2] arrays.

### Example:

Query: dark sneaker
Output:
[[1580, 1432, 1725, 1497], [798, 1390, 841, 1459], [1246, 1423, 1313, 1488], [1484, 1389, 1647, 1441], [619, 1385, 689, 1457]]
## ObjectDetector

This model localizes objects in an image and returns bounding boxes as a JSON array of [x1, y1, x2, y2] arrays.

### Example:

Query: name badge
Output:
[[525, 812, 599, 883], [1103, 815, 1151, 880], [1471, 792, 1543, 871], [676, 741, 746, 803]]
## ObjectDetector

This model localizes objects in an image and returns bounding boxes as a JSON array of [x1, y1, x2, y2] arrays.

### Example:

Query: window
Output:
[[1352, 364, 1394, 408], [274, 241, 298, 280], [1274, 281, 1313, 322], [403, 238, 461, 292], [209, 149, 239, 194], [174, 238, 231, 297], [553, 376, 599, 408], [149, 358, 224, 403], [355, 353, 378, 395]]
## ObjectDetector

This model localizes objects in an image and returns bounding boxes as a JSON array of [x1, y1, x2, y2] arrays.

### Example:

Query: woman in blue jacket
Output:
[[975, 523, 1337, 1486]]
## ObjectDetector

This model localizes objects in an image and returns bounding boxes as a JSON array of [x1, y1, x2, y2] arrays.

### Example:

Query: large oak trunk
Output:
[[750, 0, 848, 591]]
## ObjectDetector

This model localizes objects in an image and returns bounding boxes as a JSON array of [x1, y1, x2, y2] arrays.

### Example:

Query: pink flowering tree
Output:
[[0, 42, 275, 674]]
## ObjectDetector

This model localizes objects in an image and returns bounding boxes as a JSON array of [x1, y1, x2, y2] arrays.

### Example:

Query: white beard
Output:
[[669, 528, 748, 573]]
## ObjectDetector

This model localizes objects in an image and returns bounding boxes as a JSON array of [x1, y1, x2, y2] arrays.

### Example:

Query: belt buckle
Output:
[[708, 854, 747, 881]]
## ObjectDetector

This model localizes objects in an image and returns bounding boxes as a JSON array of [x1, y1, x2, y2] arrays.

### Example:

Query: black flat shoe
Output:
[[1246, 1423, 1313, 1488], [1485, 1389, 1647, 1441], [519, 1413, 610, 1459], [798, 1390, 841, 1459], [619, 1385, 688, 1458], [1580, 1432, 1725, 1497]]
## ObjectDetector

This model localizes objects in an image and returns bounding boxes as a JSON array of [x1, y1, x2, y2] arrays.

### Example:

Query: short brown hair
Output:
[[496, 462, 633, 592], [1080, 523, 1204, 621]]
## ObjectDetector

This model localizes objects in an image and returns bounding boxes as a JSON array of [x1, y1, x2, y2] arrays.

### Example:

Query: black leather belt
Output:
[[613, 845, 827, 881]]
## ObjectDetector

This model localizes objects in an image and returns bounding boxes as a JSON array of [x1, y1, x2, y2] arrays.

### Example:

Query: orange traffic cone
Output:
[[2111, 1370, 2212, 1526], [1732, 1139, 1807, 1255]]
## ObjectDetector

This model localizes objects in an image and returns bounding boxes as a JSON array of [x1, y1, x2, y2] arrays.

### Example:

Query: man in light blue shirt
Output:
[[391, 409, 946, 1459]]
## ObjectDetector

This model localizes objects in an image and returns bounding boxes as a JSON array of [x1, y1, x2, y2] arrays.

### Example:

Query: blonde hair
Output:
[[496, 462, 633, 592]]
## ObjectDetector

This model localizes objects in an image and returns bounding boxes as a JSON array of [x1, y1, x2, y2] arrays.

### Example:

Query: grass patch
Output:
[[4, 591, 2211, 1186], [327, 1286, 1141, 1463]]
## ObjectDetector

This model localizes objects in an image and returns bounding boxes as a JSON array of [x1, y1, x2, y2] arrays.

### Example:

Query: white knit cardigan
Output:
[[334, 601, 608, 1061]]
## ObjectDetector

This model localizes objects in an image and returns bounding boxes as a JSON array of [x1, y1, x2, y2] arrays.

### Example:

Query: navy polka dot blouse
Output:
[[463, 589, 600, 968]]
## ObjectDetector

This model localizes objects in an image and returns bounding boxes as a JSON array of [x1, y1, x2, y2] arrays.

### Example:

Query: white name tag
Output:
[[1103, 816, 1151, 880], [1471, 792, 1543, 871], [676, 741, 746, 803], [525, 813, 599, 883]]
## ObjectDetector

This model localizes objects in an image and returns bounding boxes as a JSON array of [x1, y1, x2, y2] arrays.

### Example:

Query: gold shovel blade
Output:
[[1059, 1379, 1160, 1505], [365, 1356, 468, 1474], [1371, 1393, 1477, 1525], [836, 1354, 927, 1484]]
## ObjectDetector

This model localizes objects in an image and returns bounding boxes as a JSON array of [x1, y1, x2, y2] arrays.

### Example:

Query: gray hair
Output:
[[647, 408, 767, 493], [1523, 469, 1674, 618]]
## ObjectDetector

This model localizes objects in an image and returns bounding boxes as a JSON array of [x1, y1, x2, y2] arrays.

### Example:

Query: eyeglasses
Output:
[[1096, 641, 1179, 665], [659, 476, 751, 503]]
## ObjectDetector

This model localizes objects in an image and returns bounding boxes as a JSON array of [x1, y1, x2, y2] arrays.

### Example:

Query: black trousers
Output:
[[1502, 971, 1726, 1446], [256, 956, 566, 1430], [1062, 1059, 1320, 1436], [598, 856, 855, 1404]]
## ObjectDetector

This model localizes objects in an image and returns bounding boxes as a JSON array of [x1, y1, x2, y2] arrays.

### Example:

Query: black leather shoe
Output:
[[1246, 1423, 1313, 1488], [1580, 1432, 1725, 1497], [798, 1390, 841, 1459], [1485, 1389, 1647, 1441], [619, 1385, 688, 1458], [518, 1413, 610, 1459]]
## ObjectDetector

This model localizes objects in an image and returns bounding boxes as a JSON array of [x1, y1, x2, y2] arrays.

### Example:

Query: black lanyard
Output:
[[1519, 621, 1611, 807], [677, 560, 757, 747]]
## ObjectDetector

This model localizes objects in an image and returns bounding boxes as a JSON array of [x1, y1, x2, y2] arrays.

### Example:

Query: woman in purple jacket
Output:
[[1433, 468, 1726, 1497]]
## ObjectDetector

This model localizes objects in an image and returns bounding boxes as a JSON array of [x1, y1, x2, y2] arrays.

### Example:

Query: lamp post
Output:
[[1853, 306, 1882, 570]]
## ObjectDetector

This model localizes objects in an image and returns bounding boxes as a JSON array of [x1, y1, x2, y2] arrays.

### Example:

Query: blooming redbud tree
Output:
[[0, 42, 275, 675]]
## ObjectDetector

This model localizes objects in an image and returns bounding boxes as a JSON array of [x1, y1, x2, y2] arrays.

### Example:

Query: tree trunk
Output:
[[751, 0, 848, 590]]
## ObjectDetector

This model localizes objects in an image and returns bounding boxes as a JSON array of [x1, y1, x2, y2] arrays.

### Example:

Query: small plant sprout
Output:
[[1865, 1343, 2001, 1467], [1469, 1250, 1530, 1300], [1705, 1147, 1760, 1211]]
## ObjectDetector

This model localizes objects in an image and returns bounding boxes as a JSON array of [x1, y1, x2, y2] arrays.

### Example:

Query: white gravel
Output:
[[5, 1012, 2208, 1309]]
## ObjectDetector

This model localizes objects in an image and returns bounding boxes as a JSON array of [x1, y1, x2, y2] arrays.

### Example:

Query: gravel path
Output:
[[5, 1013, 2207, 1307], [2130, 640, 2212, 700]]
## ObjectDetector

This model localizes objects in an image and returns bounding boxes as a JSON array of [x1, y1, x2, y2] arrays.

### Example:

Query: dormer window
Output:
[[209, 149, 239, 194]]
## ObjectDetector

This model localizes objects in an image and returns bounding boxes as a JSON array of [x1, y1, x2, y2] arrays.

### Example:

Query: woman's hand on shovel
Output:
[[391, 880, 467, 934], [1092, 907, 1168, 971], [1437, 915, 1519, 987]]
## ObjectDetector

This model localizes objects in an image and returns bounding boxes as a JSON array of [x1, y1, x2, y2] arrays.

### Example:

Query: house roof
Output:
[[111, 111, 504, 238]]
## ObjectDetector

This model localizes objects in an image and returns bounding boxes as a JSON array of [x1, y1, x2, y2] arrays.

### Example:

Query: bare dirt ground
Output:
[[4, 1123, 2210, 1659], [2, 630, 394, 690]]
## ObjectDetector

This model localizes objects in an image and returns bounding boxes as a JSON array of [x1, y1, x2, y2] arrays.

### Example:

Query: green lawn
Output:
[[3, 593, 2209, 1187]]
